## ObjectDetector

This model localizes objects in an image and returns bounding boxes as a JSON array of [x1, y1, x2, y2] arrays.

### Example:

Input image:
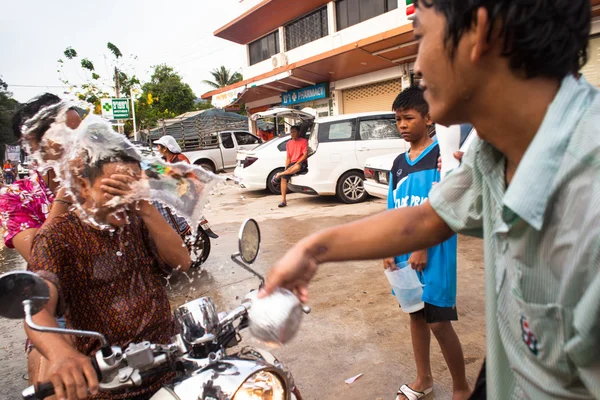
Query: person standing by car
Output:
[[271, 125, 308, 208], [384, 86, 469, 400]]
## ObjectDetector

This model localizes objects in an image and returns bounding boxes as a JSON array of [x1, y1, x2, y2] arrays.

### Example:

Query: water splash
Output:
[[22, 110, 223, 232]]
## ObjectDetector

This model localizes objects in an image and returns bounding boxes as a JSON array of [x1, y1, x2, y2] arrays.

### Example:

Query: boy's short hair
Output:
[[392, 86, 429, 117], [414, 0, 590, 79], [291, 125, 300, 132]]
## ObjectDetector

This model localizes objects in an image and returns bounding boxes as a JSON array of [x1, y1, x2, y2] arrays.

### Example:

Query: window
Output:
[[220, 132, 234, 149], [318, 120, 355, 142], [277, 139, 291, 152], [336, 0, 398, 31], [249, 31, 280, 65], [359, 118, 400, 140], [285, 7, 328, 51], [234, 132, 260, 145]]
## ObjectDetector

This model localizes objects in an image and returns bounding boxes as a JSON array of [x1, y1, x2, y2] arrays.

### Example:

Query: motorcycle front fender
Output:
[[204, 228, 219, 239]]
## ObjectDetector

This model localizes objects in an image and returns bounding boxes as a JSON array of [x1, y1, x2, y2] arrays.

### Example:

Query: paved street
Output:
[[0, 182, 486, 399]]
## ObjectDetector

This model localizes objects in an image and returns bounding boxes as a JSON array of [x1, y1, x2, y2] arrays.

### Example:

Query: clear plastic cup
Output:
[[384, 261, 424, 313]]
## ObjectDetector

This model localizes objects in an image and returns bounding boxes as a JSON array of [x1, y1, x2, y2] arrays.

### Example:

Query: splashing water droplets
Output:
[[22, 107, 223, 232]]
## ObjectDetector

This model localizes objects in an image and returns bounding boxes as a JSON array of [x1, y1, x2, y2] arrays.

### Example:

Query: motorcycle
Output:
[[0, 218, 306, 400], [189, 216, 219, 268]]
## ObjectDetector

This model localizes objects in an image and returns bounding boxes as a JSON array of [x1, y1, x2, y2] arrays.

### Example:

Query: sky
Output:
[[0, 0, 248, 103]]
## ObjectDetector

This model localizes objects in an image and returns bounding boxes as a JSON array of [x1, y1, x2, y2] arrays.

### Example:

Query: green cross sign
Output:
[[100, 98, 130, 120]]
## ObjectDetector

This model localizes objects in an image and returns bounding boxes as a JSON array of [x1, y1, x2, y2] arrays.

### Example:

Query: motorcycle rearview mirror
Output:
[[239, 218, 261, 264], [0, 271, 113, 357], [231, 218, 265, 286], [0, 271, 49, 320]]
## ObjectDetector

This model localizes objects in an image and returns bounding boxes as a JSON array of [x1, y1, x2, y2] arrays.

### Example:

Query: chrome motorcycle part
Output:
[[125, 342, 154, 369], [174, 297, 219, 346], [239, 218, 261, 264], [24, 300, 110, 348], [154, 359, 290, 400]]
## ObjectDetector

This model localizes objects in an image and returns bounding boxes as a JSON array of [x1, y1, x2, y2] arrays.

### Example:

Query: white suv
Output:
[[290, 112, 409, 203]]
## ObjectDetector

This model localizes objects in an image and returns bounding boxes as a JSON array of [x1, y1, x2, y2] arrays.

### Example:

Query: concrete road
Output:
[[0, 183, 486, 399]]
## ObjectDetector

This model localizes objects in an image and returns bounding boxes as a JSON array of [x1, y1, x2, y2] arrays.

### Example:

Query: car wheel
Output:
[[198, 162, 215, 174], [267, 168, 284, 195], [336, 171, 368, 204]]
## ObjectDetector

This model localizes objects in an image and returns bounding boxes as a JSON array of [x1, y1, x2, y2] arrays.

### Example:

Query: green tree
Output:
[[58, 43, 140, 135], [0, 77, 20, 148], [136, 65, 196, 130], [202, 66, 243, 89]]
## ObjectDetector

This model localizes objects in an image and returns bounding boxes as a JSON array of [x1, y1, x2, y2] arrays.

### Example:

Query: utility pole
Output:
[[114, 66, 123, 134], [131, 87, 139, 141]]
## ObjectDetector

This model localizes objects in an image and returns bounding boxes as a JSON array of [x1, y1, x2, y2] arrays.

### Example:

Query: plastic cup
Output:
[[384, 261, 424, 313], [435, 124, 461, 180]]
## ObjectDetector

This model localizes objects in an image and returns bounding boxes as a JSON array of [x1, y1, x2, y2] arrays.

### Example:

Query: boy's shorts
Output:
[[410, 302, 458, 323]]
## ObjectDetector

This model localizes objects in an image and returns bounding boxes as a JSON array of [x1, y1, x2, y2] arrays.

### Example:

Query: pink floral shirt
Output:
[[0, 172, 54, 248]]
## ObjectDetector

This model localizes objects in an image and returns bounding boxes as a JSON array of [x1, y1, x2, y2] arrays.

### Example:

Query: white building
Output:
[[203, 0, 600, 133]]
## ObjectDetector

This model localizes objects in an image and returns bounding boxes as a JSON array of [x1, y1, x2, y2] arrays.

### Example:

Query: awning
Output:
[[215, 0, 331, 45], [212, 86, 246, 109], [203, 23, 417, 105]]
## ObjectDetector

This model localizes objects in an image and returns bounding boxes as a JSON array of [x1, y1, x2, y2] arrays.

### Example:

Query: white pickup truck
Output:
[[184, 130, 262, 173]]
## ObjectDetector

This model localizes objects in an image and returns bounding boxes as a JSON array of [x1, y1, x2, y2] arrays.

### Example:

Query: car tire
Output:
[[267, 168, 284, 195], [336, 171, 368, 204], [197, 162, 215, 174]]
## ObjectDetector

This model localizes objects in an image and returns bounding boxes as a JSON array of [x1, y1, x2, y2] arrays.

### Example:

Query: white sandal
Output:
[[396, 384, 433, 400]]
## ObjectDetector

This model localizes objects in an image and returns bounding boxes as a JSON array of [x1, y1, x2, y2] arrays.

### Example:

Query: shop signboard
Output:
[[101, 98, 130, 120], [213, 86, 246, 109], [282, 83, 328, 106]]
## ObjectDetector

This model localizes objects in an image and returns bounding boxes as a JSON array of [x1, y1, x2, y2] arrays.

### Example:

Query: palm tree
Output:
[[202, 66, 243, 89]]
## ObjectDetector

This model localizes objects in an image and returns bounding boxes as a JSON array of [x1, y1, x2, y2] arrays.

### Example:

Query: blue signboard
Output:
[[281, 83, 328, 106]]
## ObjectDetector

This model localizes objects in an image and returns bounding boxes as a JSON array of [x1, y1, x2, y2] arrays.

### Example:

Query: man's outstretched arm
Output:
[[262, 202, 453, 301]]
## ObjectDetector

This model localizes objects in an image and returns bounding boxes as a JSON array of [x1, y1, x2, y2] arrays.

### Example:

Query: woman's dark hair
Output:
[[414, 0, 590, 79], [392, 86, 429, 116], [11, 93, 62, 142], [82, 152, 141, 184]]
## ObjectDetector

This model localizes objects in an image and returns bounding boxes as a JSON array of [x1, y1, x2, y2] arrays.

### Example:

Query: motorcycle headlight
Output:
[[233, 371, 285, 400]]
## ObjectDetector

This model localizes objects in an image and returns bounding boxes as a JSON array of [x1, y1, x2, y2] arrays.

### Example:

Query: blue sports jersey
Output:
[[387, 140, 458, 308]]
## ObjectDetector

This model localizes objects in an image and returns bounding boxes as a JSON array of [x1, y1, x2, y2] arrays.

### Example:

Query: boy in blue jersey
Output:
[[384, 87, 469, 400]]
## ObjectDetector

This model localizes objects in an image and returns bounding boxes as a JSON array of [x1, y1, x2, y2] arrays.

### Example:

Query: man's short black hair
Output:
[[414, 0, 590, 79], [291, 125, 300, 132], [11, 93, 62, 142], [392, 86, 429, 116]]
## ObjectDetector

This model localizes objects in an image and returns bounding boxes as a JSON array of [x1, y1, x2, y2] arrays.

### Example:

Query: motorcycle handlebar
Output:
[[23, 356, 102, 400], [219, 302, 251, 326]]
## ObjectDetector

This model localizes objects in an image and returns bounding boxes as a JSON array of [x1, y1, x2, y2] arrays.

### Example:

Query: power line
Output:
[[7, 84, 74, 88]]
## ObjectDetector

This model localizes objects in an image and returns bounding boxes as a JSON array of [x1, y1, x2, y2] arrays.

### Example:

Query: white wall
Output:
[[243, 3, 410, 80]]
